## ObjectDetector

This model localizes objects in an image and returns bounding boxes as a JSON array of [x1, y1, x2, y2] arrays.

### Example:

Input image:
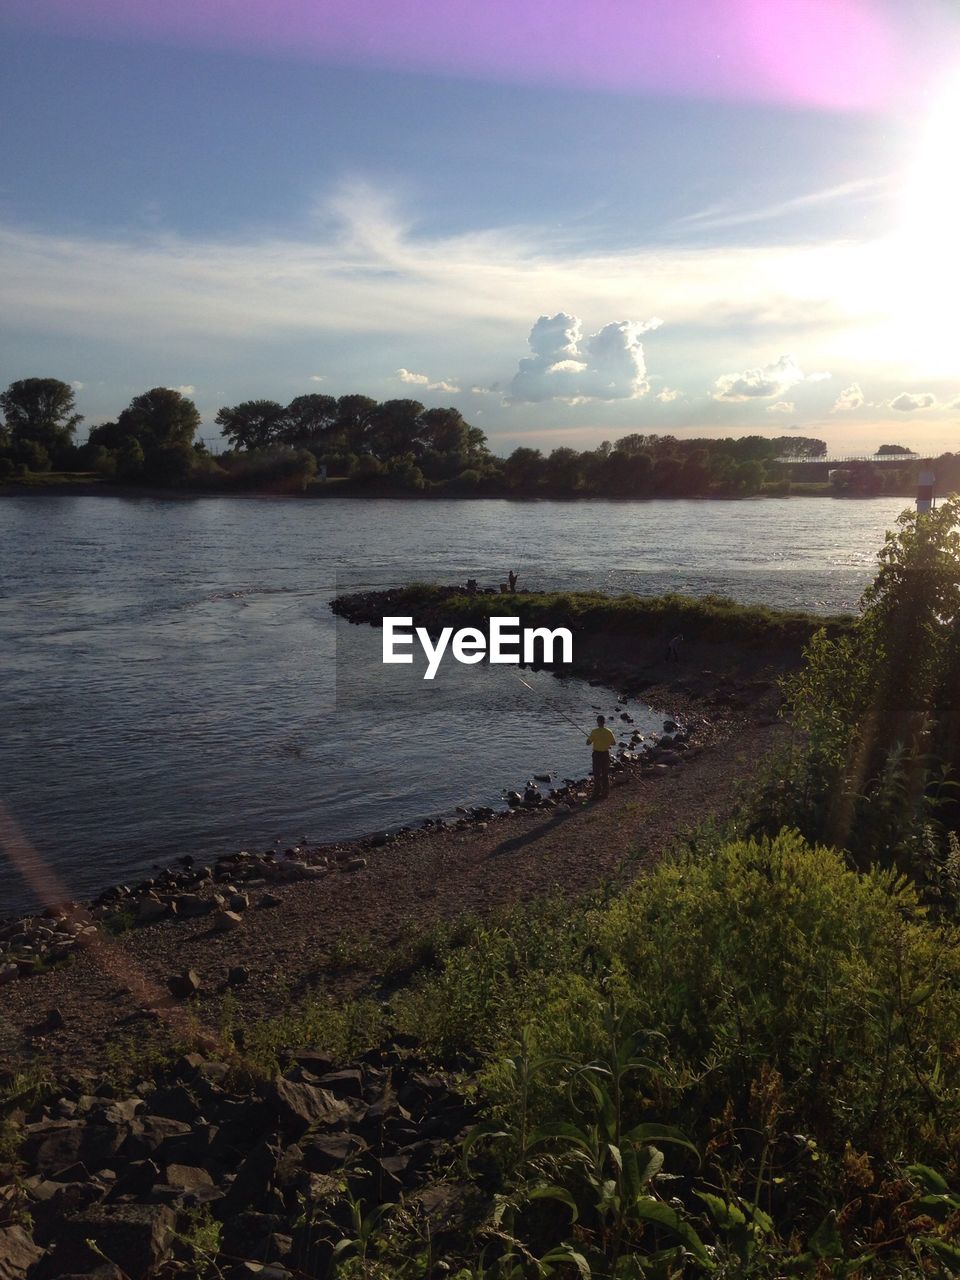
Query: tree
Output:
[[108, 387, 201, 450], [335, 395, 379, 453], [503, 447, 543, 491], [877, 444, 916, 456], [366, 399, 425, 459], [215, 400, 286, 451], [0, 378, 82, 459], [281, 394, 338, 448]]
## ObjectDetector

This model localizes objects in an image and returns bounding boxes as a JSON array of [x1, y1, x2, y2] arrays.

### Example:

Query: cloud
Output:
[[656, 387, 681, 402], [175, 384, 195, 396], [396, 368, 460, 393], [0, 182, 891, 368], [832, 382, 864, 412], [308, 374, 325, 383], [674, 178, 887, 235], [765, 401, 796, 414], [889, 391, 935, 411], [712, 354, 827, 402], [71, 380, 85, 390], [509, 312, 661, 403]]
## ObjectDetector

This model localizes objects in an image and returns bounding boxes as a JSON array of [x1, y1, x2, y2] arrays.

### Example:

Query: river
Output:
[[0, 494, 910, 912]]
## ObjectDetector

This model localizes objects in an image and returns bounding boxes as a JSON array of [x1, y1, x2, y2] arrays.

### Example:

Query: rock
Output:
[[0, 1224, 44, 1279], [230, 1263, 293, 1280], [258, 892, 283, 909], [229, 892, 250, 913], [0, 963, 19, 985], [173, 894, 212, 918], [167, 969, 201, 999], [49, 1203, 176, 1278], [313, 1067, 363, 1099], [273, 1074, 354, 1135], [214, 910, 243, 933], [228, 965, 250, 987], [164, 1163, 214, 1190], [136, 895, 167, 925], [303, 1131, 367, 1171], [340, 857, 366, 872]]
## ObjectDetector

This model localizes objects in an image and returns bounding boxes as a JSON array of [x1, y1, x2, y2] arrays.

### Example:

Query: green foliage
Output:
[[382, 584, 849, 650], [751, 498, 960, 875], [384, 833, 960, 1274], [0, 377, 82, 460]]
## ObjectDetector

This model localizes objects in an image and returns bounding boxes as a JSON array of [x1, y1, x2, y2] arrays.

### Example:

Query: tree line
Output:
[[0, 375, 952, 498]]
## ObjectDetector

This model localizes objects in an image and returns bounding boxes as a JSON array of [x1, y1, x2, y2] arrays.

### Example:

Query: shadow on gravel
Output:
[[485, 805, 581, 859]]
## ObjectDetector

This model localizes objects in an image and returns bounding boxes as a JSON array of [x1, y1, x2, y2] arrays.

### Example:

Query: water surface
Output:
[[0, 494, 909, 911]]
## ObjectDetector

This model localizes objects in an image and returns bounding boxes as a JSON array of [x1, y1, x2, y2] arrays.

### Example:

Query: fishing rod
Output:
[[515, 673, 590, 737]]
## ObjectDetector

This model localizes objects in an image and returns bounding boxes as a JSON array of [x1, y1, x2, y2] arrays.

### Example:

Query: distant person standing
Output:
[[508, 569, 518, 592], [666, 633, 683, 663], [586, 715, 616, 798]]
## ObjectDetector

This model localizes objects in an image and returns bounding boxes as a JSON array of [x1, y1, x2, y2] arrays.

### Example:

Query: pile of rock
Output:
[[3, 1043, 477, 1278]]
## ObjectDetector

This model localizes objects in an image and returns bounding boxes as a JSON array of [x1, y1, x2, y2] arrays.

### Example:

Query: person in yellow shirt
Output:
[[586, 714, 616, 799]]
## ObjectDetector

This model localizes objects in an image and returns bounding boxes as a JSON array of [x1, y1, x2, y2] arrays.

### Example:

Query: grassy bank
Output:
[[335, 584, 852, 650]]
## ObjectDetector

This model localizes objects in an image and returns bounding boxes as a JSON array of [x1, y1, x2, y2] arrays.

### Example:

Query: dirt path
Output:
[[0, 718, 784, 1077]]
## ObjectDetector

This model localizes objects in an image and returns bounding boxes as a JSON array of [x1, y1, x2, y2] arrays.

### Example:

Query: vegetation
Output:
[[359, 584, 851, 649], [3, 374, 951, 498], [750, 498, 960, 884]]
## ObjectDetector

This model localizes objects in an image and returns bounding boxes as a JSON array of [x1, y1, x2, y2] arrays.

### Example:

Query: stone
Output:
[[0, 963, 19, 985], [228, 965, 250, 987], [273, 1074, 354, 1134], [164, 1163, 214, 1190], [0, 1224, 44, 1279], [302, 1131, 366, 1171], [340, 857, 366, 872], [173, 894, 213, 918], [51, 1203, 176, 1278], [229, 892, 250, 912], [136, 896, 167, 925], [214, 910, 243, 932], [258, 892, 283, 909], [167, 969, 201, 999]]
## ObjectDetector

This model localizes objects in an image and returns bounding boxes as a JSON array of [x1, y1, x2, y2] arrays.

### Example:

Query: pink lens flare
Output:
[[3, 0, 955, 113]]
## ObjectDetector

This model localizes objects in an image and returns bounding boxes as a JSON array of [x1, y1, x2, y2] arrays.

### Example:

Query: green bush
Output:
[[395, 832, 960, 1254]]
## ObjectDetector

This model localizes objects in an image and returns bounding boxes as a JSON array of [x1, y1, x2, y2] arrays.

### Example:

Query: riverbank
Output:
[[0, 474, 916, 500], [0, 584, 824, 1067]]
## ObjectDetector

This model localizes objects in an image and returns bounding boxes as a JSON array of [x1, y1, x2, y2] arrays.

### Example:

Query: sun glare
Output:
[[888, 71, 960, 371]]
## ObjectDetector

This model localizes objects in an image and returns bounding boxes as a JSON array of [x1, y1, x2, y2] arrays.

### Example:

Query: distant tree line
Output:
[[1, 375, 955, 498]]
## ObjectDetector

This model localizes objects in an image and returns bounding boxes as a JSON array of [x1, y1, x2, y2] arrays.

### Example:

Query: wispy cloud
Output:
[[0, 182, 888, 357], [673, 178, 886, 235]]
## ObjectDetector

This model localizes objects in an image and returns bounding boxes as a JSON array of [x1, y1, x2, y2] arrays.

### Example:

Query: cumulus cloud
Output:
[[396, 368, 460, 393], [712, 354, 826, 402], [71, 380, 85, 391], [656, 387, 681, 402], [890, 391, 935, 411], [175, 384, 195, 396], [509, 312, 661, 403], [765, 401, 796, 414], [308, 374, 325, 383], [832, 383, 864, 412]]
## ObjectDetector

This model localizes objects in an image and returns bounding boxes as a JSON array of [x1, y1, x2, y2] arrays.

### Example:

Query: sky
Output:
[[1, 0, 959, 456]]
